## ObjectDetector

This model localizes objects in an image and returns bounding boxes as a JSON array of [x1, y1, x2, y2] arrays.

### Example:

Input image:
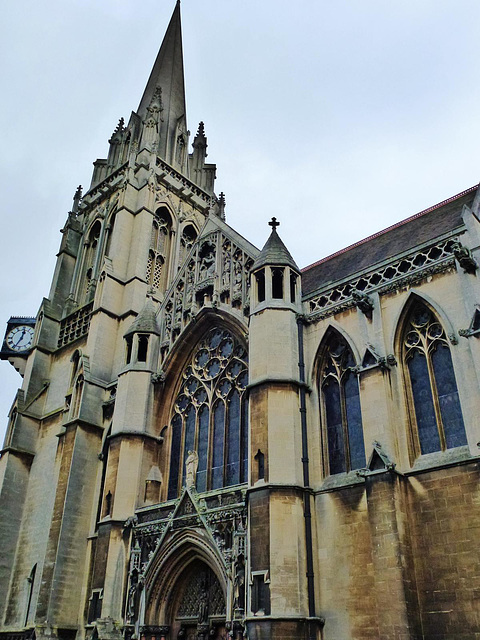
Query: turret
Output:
[[247, 219, 315, 638]]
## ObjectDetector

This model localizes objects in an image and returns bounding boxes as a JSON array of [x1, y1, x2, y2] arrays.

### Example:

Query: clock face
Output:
[[6, 325, 35, 353]]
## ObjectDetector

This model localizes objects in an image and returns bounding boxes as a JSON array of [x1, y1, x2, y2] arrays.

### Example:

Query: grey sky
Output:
[[2, 0, 480, 442]]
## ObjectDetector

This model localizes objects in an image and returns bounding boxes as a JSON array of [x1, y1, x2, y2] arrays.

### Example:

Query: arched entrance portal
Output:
[[167, 560, 227, 639]]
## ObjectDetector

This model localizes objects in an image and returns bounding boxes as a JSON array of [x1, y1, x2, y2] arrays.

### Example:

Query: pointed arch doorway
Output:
[[165, 560, 227, 639]]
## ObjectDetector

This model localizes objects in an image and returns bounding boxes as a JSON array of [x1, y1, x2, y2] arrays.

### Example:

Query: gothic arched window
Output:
[[319, 332, 365, 475], [146, 208, 172, 292], [403, 302, 467, 455], [178, 224, 197, 268], [83, 220, 102, 302], [167, 328, 248, 498]]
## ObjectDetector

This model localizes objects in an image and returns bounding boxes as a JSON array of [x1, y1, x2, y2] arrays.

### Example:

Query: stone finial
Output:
[[268, 217, 280, 229], [218, 192, 226, 220], [114, 117, 125, 133], [72, 185, 82, 214]]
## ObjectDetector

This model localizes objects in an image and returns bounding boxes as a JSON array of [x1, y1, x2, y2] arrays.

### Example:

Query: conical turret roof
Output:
[[124, 298, 160, 336], [252, 218, 299, 271]]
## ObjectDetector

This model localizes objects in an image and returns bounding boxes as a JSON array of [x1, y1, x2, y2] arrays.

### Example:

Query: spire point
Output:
[[269, 217, 280, 230]]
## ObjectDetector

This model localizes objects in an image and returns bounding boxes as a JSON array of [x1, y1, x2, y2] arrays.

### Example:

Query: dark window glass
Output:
[[272, 268, 284, 299], [344, 371, 366, 469], [404, 302, 467, 455], [197, 405, 209, 492], [125, 336, 133, 364], [241, 398, 249, 482], [408, 351, 440, 454], [137, 334, 149, 362], [256, 271, 265, 303], [212, 402, 225, 489], [290, 273, 297, 303], [323, 379, 346, 474], [431, 345, 467, 449], [319, 333, 365, 474], [167, 414, 182, 499], [226, 390, 241, 485]]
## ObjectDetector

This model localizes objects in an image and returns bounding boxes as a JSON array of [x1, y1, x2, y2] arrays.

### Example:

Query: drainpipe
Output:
[[297, 317, 316, 640]]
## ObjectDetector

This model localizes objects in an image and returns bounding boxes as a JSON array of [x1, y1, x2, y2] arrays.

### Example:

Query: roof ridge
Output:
[[301, 184, 477, 273]]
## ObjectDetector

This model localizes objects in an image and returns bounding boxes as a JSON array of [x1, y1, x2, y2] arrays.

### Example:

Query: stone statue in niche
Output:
[[233, 260, 243, 295], [164, 309, 172, 340], [185, 450, 199, 488], [222, 257, 231, 287], [199, 246, 216, 280], [233, 558, 245, 614], [175, 301, 183, 325], [185, 269, 194, 307], [198, 580, 209, 624]]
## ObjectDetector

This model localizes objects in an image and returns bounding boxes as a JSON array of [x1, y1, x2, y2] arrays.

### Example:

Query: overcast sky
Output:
[[2, 0, 480, 443]]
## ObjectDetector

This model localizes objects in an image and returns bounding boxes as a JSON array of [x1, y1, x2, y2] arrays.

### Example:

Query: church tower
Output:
[[0, 3, 255, 639], [4, 3, 480, 640]]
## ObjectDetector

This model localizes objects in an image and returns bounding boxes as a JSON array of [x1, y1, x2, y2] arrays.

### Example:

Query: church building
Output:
[[2, 3, 480, 639]]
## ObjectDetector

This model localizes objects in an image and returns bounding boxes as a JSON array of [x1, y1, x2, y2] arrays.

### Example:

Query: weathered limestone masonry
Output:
[[2, 3, 480, 640]]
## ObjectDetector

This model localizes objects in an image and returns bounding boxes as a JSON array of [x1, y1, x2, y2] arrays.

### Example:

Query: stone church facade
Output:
[[2, 4, 480, 640]]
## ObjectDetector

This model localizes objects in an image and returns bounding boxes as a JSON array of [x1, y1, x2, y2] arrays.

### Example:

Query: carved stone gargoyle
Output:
[[452, 241, 478, 274]]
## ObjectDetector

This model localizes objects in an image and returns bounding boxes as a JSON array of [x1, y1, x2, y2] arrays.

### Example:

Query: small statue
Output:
[[200, 250, 215, 280], [185, 450, 199, 488]]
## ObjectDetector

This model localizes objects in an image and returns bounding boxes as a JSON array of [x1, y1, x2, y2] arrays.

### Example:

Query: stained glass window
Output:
[[319, 333, 365, 474], [167, 328, 249, 497], [403, 302, 466, 455]]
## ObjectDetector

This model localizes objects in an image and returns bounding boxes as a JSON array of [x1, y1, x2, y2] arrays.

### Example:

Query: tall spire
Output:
[[137, 1, 186, 163]]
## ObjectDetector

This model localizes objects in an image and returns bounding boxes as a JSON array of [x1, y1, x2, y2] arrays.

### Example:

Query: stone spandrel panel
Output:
[[158, 228, 255, 365]]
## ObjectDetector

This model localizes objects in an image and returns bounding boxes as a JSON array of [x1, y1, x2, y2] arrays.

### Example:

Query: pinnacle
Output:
[[252, 219, 299, 271], [124, 298, 160, 336]]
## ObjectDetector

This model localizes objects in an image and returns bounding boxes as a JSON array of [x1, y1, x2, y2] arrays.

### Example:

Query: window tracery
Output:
[[319, 332, 365, 474], [146, 208, 172, 292], [403, 302, 467, 455], [82, 221, 101, 302], [167, 328, 248, 499]]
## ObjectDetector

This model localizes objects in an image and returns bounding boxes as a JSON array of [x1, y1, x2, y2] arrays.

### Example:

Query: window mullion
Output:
[[339, 375, 351, 472], [426, 343, 446, 451]]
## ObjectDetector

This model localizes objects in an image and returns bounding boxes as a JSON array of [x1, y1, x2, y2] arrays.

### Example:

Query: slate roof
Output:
[[124, 298, 160, 336], [301, 186, 476, 297], [253, 227, 299, 271]]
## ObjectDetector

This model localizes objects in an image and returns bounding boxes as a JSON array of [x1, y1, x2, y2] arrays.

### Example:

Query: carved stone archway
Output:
[[165, 559, 227, 639]]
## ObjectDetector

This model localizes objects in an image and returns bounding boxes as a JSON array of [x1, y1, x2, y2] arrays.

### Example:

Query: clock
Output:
[[5, 325, 35, 352]]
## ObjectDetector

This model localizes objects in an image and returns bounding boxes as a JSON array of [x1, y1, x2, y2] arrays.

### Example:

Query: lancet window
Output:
[[146, 208, 172, 292], [178, 224, 197, 268], [82, 220, 101, 302], [403, 302, 467, 455], [167, 327, 248, 499], [319, 332, 365, 474]]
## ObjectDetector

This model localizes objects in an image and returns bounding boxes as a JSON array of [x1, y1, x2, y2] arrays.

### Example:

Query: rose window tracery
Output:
[[167, 328, 248, 498]]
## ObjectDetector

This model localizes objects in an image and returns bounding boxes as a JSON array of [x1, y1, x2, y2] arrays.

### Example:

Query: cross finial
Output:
[[269, 217, 280, 229]]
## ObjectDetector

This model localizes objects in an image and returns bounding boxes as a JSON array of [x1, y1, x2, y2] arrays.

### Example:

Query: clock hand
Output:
[[13, 329, 26, 347]]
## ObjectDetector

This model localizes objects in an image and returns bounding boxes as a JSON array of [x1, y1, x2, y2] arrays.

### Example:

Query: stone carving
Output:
[[352, 290, 374, 316], [199, 247, 216, 281], [452, 241, 477, 274], [185, 450, 199, 488]]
